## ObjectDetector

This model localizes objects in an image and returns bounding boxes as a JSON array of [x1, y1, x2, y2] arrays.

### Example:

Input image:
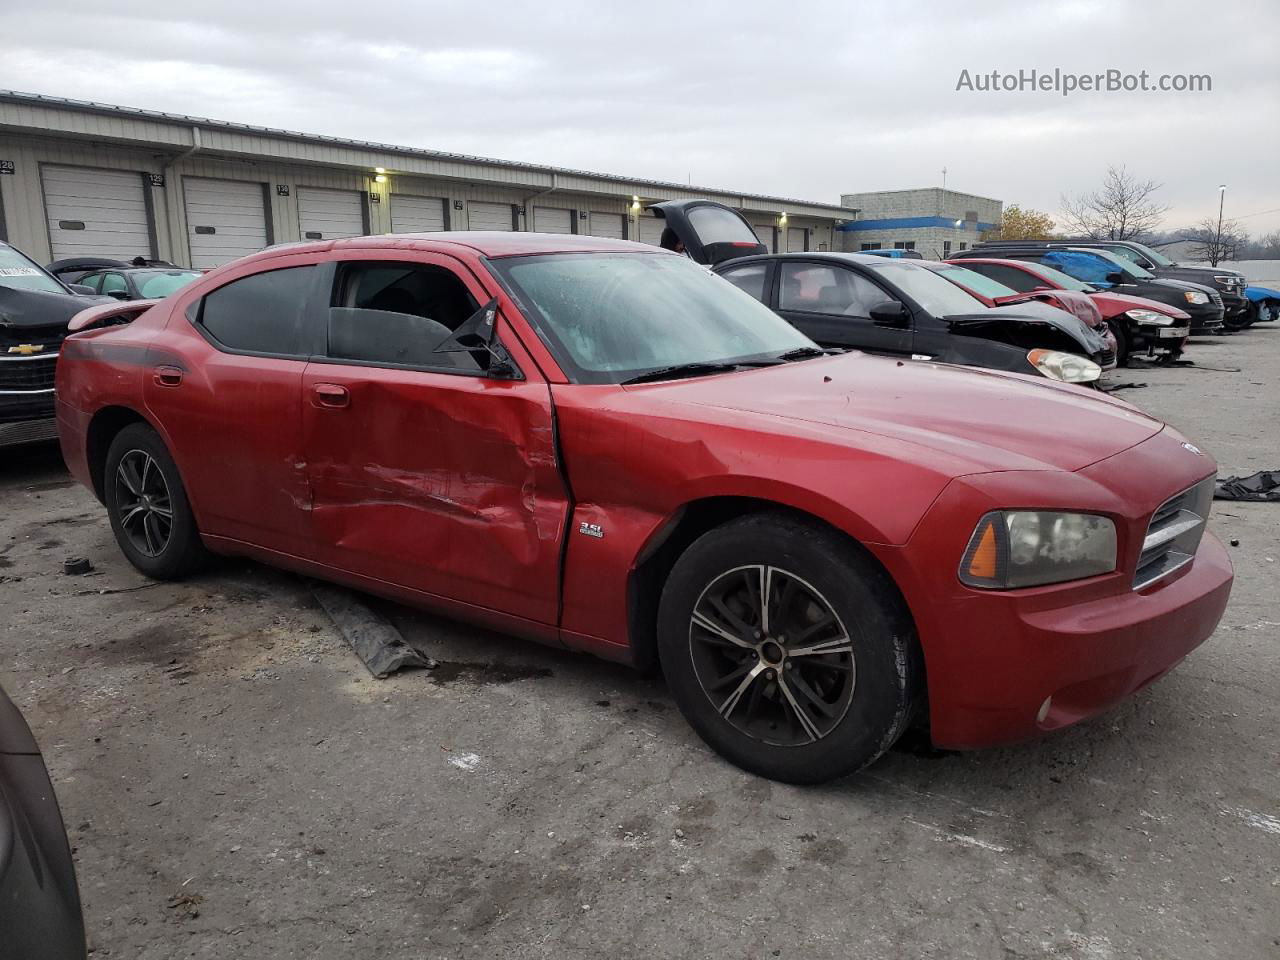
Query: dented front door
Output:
[[300, 298, 568, 626]]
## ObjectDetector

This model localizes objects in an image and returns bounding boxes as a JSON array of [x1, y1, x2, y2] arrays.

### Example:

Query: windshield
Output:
[[0, 246, 66, 294], [490, 252, 815, 384], [864, 260, 988, 316], [929, 264, 1018, 300], [1127, 240, 1173, 266], [1081, 248, 1154, 279], [1023, 262, 1095, 293], [134, 269, 201, 298]]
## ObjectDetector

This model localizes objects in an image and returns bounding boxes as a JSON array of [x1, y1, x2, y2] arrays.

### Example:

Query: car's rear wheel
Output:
[[104, 423, 207, 579], [1106, 318, 1130, 366], [657, 512, 920, 784]]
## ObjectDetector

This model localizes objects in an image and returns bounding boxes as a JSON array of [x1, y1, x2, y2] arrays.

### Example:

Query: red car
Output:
[[55, 233, 1233, 784], [950, 258, 1191, 365], [915, 260, 1118, 365]]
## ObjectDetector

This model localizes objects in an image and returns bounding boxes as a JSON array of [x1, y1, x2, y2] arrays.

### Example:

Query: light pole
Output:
[[1216, 184, 1227, 265]]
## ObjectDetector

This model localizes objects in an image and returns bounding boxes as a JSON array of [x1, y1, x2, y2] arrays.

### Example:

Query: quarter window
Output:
[[198, 265, 316, 356], [326, 261, 485, 372]]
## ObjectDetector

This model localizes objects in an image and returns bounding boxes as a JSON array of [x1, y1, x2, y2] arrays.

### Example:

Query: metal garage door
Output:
[[42, 165, 152, 260], [183, 178, 268, 269], [787, 227, 808, 252], [468, 201, 515, 231], [587, 212, 625, 239], [391, 195, 447, 234], [753, 224, 776, 252], [638, 213, 666, 246], [533, 207, 573, 234], [297, 187, 365, 241]]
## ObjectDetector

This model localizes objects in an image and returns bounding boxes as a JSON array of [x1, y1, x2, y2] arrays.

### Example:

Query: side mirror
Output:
[[432, 297, 522, 380], [105, 289, 131, 301], [1105, 272, 1125, 285], [870, 300, 909, 328], [67, 283, 97, 296]]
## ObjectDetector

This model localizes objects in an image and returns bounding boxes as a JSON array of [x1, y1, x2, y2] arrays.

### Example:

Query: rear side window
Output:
[[198, 265, 316, 356], [101, 273, 128, 295], [719, 263, 769, 303]]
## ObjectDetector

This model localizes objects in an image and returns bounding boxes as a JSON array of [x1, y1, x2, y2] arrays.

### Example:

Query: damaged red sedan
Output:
[[56, 229, 1233, 784]]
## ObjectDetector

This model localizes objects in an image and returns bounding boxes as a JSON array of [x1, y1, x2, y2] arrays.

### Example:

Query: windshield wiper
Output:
[[620, 361, 744, 385], [775, 346, 828, 361]]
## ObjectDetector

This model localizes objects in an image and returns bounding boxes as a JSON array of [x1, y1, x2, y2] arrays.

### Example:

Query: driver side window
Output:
[[327, 261, 486, 373], [778, 263, 889, 318]]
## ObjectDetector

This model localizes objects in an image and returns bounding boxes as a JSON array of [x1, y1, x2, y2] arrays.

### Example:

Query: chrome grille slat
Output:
[[1133, 476, 1214, 591]]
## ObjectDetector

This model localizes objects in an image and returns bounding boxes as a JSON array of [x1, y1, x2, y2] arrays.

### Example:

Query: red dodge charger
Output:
[[56, 231, 1233, 783]]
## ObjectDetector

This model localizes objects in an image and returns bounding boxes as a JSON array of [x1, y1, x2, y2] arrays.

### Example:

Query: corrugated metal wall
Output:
[[0, 123, 844, 268]]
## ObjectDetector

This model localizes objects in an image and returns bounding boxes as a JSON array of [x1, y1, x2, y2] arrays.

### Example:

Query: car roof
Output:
[[723, 251, 914, 268], [249, 231, 664, 267]]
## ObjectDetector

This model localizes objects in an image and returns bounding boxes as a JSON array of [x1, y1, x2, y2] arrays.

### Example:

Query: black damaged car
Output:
[[0, 242, 109, 448], [644, 200, 1110, 386]]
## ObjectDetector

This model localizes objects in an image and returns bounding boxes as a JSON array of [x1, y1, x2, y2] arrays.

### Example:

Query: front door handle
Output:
[[312, 383, 350, 408], [153, 365, 183, 387]]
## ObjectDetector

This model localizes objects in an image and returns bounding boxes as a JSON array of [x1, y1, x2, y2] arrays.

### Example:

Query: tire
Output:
[[104, 423, 207, 580], [1106, 318, 1130, 366], [657, 512, 921, 784]]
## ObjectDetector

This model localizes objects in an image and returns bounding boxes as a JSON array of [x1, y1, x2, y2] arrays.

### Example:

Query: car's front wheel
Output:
[[104, 423, 207, 580], [1106, 318, 1130, 366], [657, 513, 921, 784]]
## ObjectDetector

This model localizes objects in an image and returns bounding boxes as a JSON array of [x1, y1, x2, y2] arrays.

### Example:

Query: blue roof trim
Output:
[[838, 216, 998, 232]]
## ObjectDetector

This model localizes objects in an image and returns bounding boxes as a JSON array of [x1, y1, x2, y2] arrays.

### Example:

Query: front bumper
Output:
[[875, 433, 1233, 749], [926, 532, 1231, 748]]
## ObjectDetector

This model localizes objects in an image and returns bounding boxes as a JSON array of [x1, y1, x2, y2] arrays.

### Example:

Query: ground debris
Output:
[[1215, 470, 1280, 502], [311, 583, 436, 678]]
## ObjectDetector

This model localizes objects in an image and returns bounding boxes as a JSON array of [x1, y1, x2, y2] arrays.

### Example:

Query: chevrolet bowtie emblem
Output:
[[7, 344, 44, 355]]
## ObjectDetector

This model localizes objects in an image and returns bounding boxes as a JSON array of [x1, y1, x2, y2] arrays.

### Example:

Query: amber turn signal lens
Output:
[[965, 518, 999, 580]]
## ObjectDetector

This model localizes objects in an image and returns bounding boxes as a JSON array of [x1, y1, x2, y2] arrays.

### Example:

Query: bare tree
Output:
[[1179, 218, 1247, 267], [1059, 165, 1169, 240]]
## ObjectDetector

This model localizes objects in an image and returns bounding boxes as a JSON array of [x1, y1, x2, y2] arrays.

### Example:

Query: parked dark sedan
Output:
[[0, 685, 87, 959], [650, 200, 1109, 384], [47, 257, 201, 302]]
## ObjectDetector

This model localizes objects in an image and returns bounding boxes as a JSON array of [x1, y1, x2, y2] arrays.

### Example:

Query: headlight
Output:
[[959, 511, 1117, 589], [1213, 275, 1243, 285], [1027, 349, 1101, 383], [1126, 309, 1173, 326], [1183, 291, 1209, 305]]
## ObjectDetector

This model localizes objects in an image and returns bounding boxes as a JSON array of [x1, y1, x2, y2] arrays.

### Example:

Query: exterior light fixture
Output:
[[631, 196, 641, 211], [375, 167, 387, 174], [779, 212, 788, 225], [374, 174, 387, 183]]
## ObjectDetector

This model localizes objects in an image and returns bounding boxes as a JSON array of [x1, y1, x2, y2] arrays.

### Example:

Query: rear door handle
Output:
[[312, 383, 350, 408], [153, 365, 183, 387]]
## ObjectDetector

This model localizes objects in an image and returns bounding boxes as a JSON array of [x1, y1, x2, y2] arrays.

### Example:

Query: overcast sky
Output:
[[4, 0, 1279, 233]]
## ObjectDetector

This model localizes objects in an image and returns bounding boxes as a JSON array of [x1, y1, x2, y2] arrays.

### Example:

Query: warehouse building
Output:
[[836, 188, 1002, 259], [0, 91, 857, 270]]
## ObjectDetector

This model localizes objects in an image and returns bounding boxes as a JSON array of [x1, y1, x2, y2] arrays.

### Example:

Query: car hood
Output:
[[1089, 290, 1191, 320], [941, 302, 1101, 350], [0, 286, 111, 331], [634, 352, 1163, 474]]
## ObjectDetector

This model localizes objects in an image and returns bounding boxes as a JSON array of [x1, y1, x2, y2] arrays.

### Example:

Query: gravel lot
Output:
[[2, 325, 1278, 960]]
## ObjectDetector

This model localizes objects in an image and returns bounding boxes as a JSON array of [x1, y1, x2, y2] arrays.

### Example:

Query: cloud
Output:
[[2, 0, 1277, 232]]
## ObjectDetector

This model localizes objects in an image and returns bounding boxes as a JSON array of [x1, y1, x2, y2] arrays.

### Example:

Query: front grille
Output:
[[1133, 476, 1215, 590], [0, 353, 58, 391], [1208, 290, 1224, 309]]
